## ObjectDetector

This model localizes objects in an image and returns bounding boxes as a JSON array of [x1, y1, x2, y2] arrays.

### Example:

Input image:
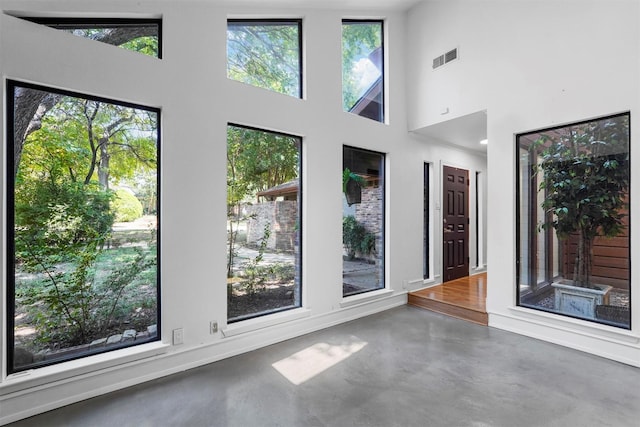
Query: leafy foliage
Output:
[[18, 246, 155, 347], [342, 167, 366, 194], [533, 115, 629, 286], [120, 36, 159, 57], [342, 215, 376, 260], [20, 96, 157, 190], [242, 223, 272, 295], [15, 179, 114, 268], [227, 125, 299, 203], [227, 21, 301, 96], [66, 29, 159, 57], [112, 189, 144, 222]]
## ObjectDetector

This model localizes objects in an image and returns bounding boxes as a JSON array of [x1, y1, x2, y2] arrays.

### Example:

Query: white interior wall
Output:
[[407, 0, 640, 365], [0, 1, 488, 423]]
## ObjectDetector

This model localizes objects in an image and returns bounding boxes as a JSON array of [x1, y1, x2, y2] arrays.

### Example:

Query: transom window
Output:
[[21, 18, 162, 58], [227, 19, 303, 98], [342, 20, 384, 122]]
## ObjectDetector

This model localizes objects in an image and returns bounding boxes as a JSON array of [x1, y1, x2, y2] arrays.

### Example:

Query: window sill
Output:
[[1, 341, 169, 395], [340, 288, 394, 308], [222, 308, 311, 338], [507, 306, 639, 344]]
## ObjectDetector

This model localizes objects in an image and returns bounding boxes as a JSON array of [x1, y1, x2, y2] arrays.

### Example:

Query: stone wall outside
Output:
[[355, 185, 383, 265], [246, 201, 298, 252]]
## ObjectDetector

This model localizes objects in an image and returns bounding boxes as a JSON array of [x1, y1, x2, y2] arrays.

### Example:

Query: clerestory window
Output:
[[227, 19, 303, 98], [20, 18, 162, 58], [342, 20, 384, 122]]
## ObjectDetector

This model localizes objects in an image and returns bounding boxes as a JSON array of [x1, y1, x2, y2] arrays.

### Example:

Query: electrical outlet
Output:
[[210, 321, 218, 334], [172, 328, 184, 345]]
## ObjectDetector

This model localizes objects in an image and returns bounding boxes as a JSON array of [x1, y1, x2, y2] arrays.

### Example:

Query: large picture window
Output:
[[7, 81, 160, 373], [516, 113, 630, 329], [227, 125, 302, 322], [342, 20, 384, 123], [343, 146, 385, 296], [227, 19, 303, 98]]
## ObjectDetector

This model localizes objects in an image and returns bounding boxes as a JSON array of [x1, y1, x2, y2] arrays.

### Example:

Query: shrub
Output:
[[20, 246, 155, 347], [342, 215, 376, 260], [112, 189, 143, 222]]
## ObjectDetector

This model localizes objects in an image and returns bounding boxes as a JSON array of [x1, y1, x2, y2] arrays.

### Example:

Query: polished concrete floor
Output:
[[9, 306, 640, 427]]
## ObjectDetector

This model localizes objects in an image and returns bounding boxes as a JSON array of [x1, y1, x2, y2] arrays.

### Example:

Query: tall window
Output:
[[342, 20, 384, 122], [516, 113, 630, 329], [424, 163, 430, 279], [227, 19, 303, 98], [7, 81, 160, 373], [21, 18, 161, 58], [227, 125, 302, 322], [343, 146, 385, 296]]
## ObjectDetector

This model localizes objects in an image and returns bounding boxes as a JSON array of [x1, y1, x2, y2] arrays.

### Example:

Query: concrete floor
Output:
[[9, 306, 640, 427]]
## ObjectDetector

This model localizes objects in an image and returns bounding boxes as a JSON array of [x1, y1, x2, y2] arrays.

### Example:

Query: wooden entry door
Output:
[[443, 166, 469, 282]]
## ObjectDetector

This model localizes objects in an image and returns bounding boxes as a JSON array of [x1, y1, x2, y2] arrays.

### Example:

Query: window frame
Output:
[[227, 18, 304, 99], [6, 79, 162, 374]]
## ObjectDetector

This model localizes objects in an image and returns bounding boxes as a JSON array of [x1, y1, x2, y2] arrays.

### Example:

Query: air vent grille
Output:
[[432, 55, 444, 69], [432, 47, 459, 70], [445, 48, 457, 63]]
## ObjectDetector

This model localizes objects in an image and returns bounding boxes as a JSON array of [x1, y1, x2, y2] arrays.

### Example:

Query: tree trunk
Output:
[[13, 89, 61, 178], [574, 230, 594, 287], [98, 137, 110, 190], [227, 214, 236, 278]]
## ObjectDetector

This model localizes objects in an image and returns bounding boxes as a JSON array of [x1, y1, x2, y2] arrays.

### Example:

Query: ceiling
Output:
[[413, 110, 488, 154], [222, 0, 424, 11]]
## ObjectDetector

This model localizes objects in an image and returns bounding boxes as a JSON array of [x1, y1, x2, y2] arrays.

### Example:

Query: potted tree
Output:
[[534, 115, 629, 319]]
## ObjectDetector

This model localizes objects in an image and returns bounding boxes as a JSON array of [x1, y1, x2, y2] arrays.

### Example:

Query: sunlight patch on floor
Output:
[[272, 337, 367, 385]]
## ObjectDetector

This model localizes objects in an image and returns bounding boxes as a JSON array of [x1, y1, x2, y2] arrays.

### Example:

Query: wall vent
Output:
[[445, 48, 457, 63], [433, 47, 459, 70], [432, 54, 445, 69]]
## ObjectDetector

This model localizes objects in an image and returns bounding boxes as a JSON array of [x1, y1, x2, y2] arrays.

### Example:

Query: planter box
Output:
[[552, 281, 612, 320]]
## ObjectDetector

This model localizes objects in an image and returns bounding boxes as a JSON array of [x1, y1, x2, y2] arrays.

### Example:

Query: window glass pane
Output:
[[22, 18, 161, 58], [342, 20, 384, 122], [227, 20, 302, 98], [517, 113, 630, 329], [227, 125, 302, 322], [8, 81, 160, 373], [424, 163, 430, 279], [343, 146, 385, 296]]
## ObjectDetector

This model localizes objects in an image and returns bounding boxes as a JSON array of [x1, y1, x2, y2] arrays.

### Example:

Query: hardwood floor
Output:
[[408, 272, 488, 325]]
